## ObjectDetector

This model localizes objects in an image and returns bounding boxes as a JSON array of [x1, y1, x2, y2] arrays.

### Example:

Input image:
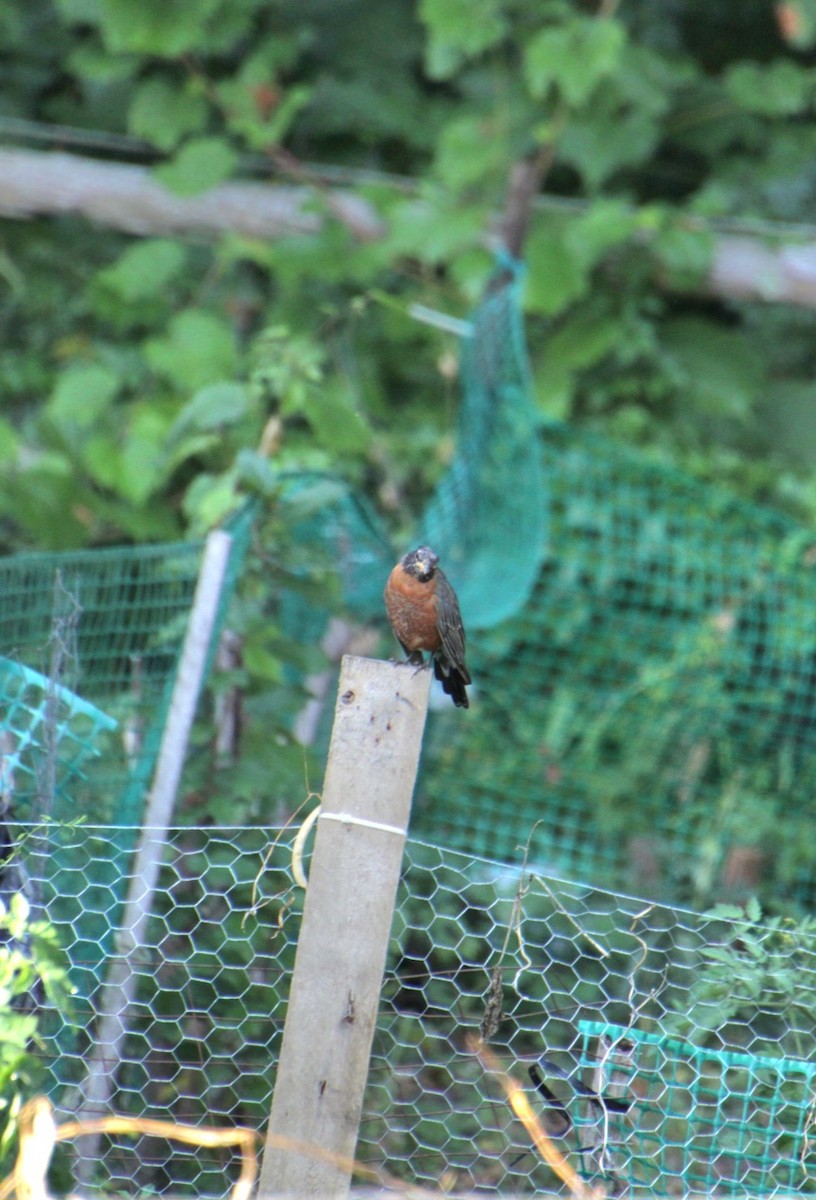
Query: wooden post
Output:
[[258, 655, 431, 1199]]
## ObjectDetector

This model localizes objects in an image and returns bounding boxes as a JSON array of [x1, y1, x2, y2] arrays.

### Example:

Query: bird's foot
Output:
[[411, 658, 434, 678], [389, 652, 426, 671]]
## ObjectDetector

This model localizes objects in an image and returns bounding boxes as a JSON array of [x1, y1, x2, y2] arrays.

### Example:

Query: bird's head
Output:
[[401, 545, 439, 583]]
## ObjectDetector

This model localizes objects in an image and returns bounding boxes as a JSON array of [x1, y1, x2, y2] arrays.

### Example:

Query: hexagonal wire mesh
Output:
[[20, 822, 816, 1196]]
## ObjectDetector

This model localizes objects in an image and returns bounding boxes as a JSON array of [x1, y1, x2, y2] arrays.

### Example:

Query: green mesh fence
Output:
[[0, 655, 117, 939], [0, 655, 117, 803], [0, 511, 253, 1008], [415, 422, 816, 907], [575, 1020, 816, 1196], [0, 506, 252, 828], [420, 258, 547, 627], [18, 825, 816, 1196], [272, 259, 816, 909], [0, 539, 198, 832]]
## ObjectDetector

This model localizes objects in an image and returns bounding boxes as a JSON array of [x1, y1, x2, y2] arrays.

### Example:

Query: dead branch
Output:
[[4, 147, 816, 309], [0, 148, 385, 243]]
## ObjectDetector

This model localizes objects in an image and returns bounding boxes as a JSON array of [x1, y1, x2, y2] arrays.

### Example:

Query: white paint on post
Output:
[[259, 655, 432, 1200], [67, 529, 234, 1174]]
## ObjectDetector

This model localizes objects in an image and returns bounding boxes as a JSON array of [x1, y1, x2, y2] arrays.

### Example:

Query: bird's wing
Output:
[[434, 570, 471, 683]]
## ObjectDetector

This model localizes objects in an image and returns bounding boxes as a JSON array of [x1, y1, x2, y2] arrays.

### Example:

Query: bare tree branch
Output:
[[0, 148, 385, 243], [498, 146, 557, 261], [4, 147, 816, 309], [706, 234, 816, 308]]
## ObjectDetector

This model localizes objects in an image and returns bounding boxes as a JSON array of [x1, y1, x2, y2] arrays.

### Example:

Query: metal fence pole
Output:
[[259, 654, 431, 1199], [66, 529, 234, 1176]]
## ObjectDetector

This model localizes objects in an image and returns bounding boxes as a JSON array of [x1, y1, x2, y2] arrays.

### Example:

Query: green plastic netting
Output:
[[575, 1020, 816, 1196], [0, 509, 253, 1003], [0, 506, 252, 829], [276, 258, 816, 910], [420, 260, 547, 627], [0, 655, 117, 800]]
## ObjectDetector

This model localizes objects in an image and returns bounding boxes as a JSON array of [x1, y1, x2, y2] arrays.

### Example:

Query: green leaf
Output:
[[251, 327, 324, 413], [145, 310, 237, 391], [560, 103, 660, 189], [153, 137, 238, 197], [525, 219, 587, 315], [68, 42, 135, 83], [302, 382, 372, 456], [182, 471, 242, 531], [663, 317, 762, 418], [419, 0, 507, 79], [566, 200, 637, 265], [524, 17, 626, 106], [525, 203, 635, 316], [99, 0, 220, 55], [235, 448, 279, 496], [56, 0, 103, 19], [725, 59, 811, 117], [96, 239, 187, 303], [387, 190, 488, 264], [536, 310, 620, 412], [652, 223, 714, 290], [87, 412, 171, 506], [216, 76, 312, 152], [435, 115, 509, 190], [0, 418, 20, 464], [118, 404, 172, 504], [48, 363, 120, 430], [82, 433, 122, 490], [170, 382, 250, 440], [7, 894, 30, 939], [128, 79, 208, 152]]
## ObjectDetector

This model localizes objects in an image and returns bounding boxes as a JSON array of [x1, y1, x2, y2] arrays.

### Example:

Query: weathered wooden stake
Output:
[[258, 655, 431, 1199]]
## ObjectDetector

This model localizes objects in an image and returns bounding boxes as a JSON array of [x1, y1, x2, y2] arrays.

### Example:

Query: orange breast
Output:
[[384, 566, 442, 653]]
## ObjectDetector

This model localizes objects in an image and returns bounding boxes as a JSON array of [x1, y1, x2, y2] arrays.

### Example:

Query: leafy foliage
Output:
[[2, 0, 816, 556], [669, 897, 816, 1057], [4, 6, 816, 1163], [0, 893, 72, 1169]]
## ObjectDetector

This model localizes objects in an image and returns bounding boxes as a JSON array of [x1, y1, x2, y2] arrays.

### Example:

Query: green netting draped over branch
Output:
[[420, 258, 547, 627], [277, 261, 816, 908]]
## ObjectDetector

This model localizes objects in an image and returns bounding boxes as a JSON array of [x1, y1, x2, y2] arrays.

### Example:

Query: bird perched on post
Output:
[[384, 545, 471, 708]]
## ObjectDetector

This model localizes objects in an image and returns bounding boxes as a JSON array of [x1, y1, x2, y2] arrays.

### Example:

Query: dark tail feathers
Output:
[[433, 656, 470, 708]]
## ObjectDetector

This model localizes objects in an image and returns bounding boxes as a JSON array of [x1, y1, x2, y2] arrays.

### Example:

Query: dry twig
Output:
[[470, 1038, 605, 1200]]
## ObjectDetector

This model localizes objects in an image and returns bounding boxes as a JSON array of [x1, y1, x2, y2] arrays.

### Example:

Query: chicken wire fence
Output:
[[9, 821, 816, 1197]]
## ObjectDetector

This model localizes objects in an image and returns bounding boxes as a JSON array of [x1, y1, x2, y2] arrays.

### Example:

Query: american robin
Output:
[[384, 545, 471, 708]]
